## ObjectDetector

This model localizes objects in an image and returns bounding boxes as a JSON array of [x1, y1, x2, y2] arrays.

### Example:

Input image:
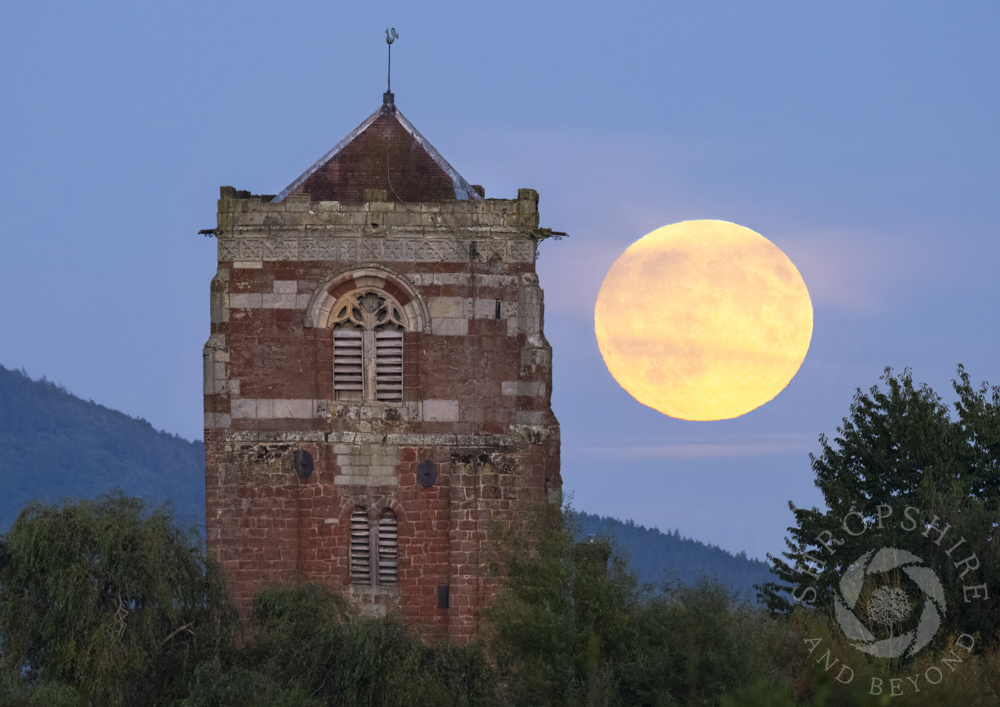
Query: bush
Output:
[[7, 493, 999, 705], [0, 491, 233, 706], [234, 582, 497, 707], [486, 504, 783, 706]]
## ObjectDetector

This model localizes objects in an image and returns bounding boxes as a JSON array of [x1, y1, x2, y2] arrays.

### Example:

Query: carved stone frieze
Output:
[[218, 236, 535, 264]]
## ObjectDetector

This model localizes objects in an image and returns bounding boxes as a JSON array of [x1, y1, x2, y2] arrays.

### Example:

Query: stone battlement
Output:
[[217, 187, 540, 235]]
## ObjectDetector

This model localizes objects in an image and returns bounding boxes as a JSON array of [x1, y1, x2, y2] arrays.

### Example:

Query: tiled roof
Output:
[[274, 96, 481, 203]]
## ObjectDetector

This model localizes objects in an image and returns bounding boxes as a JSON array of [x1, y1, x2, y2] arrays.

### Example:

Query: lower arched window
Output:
[[349, 507, 398, 586]]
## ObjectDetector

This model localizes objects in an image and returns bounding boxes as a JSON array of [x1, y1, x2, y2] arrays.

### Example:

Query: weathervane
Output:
[[385, 28, 399, 94]]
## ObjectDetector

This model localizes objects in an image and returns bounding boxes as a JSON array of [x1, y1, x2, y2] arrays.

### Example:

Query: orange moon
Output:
[[594, 220, 813, 421]]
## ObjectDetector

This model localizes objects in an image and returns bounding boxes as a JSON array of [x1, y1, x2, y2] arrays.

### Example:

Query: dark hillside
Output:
[[0, 365, 204, 532], [572, 511, 773, 601]]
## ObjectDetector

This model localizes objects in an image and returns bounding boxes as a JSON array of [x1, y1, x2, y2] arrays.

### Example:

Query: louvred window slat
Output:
[[331, 290, 405, 402], [377, 510, 398, 585], [348, 507, 398, 587], [350, 508, 371, 584]]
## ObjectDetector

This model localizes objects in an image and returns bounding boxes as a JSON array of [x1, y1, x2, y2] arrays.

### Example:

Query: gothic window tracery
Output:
[[332, 289, 405, 403]]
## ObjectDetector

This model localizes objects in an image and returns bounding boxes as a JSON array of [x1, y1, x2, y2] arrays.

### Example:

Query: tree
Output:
[[183, 580, 499, 707], [0, 491, 233, 706], [762, 367, 1000, 648], [487, 505, 775, 706], [0, 493, 495, 707]]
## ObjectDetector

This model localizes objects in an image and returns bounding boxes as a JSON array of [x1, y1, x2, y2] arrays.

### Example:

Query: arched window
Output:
[[332, 289, 405, 403], [349, 506, 398, 586], [377, 509, 398, 585]]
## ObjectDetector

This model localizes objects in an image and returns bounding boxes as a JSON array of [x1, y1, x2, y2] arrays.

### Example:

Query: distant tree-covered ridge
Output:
[[0, 365, 204, 532], [572, 511, 772, 601]]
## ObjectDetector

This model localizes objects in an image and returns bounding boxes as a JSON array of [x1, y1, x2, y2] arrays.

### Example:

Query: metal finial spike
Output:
[[385, 28, 399, 94]]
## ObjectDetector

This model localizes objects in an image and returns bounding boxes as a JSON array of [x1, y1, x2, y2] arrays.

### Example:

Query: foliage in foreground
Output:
[[486, 505, 779, 706], [0, 491, 232, 706], [208, 582, 497, 707], [761, 367, 1000, 649], [0, 493, 495, 707], [5, 366, 1000, 705], [1, 492, 1000, 705]]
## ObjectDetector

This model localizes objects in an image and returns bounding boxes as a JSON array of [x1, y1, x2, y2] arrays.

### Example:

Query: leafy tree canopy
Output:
[[1, 490, 998, 705], [0, 491, 233, 706], [487, 506, 773, 706], [762, 367, 1000, 647]]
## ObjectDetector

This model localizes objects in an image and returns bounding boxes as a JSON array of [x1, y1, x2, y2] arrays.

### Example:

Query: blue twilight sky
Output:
[[2, 2, 998, 560]]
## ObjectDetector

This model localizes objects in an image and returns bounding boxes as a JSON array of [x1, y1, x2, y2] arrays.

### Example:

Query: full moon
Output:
[[594, 220, 813, 421]]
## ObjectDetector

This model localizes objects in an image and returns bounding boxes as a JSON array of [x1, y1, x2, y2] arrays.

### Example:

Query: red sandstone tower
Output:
[[203, 92, 561, 640]]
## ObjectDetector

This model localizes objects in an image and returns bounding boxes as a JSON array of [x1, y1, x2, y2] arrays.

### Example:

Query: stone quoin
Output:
[[202, 92, 562, 641]]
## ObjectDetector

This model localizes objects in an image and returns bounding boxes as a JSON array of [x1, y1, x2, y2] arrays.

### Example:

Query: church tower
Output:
[[203, 92, 561, 640]]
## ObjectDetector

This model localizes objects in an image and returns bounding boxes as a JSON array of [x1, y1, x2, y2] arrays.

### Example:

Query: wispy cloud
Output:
[[779, 229, 932, 315], [567, 433, 817, 460]]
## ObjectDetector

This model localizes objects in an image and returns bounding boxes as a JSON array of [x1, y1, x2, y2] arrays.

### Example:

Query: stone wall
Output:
[[204, 187, 560, 640]]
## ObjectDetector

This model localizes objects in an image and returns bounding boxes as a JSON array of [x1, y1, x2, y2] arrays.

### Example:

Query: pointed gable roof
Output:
[[274, 97, 482, 203]]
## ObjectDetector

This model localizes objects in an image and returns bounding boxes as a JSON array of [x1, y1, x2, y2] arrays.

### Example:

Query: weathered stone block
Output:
[[521, 346, 552, 366], [430, 318, 468, 336], [273, 399, 313, 419], [427, 296, 469, 319], [205, 412, 232, 428], [501, 381, 545, 397], [515, 410, 546, 425], [422, 400, 460, 422], [231, 399, 256, 419], [473, 299, 497, 320], [333, 475, 398, 487], [262, 293, 297, 309]]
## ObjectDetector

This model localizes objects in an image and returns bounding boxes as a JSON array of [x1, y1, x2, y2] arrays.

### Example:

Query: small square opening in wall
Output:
[[437, 584, 450, 609]]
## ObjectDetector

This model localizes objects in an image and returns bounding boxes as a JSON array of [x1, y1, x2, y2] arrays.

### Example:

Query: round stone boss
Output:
[[294, 449, 314, 479], [417, 459, 437, 488]]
